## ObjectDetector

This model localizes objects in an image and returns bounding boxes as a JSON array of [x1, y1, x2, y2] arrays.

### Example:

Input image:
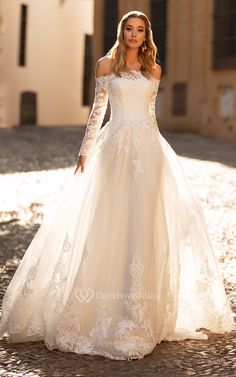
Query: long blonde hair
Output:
[[107, 11, 158, 79]]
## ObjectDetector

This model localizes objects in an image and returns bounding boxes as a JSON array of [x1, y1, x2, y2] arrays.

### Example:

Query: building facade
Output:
[[92, 0, 236, 142], [0, 0, 93, 128]]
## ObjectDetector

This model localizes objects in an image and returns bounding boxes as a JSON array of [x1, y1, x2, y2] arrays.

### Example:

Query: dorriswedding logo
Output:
[[74, 288, 94, 303], [74, 288, 159, 303]]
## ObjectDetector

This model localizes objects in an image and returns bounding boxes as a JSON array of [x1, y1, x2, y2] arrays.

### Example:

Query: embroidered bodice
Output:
[[78, 71, 161, 157]]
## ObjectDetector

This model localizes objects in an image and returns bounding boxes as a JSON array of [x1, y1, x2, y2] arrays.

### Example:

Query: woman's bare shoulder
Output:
[[150, 63, 162, 80], [95, 56, 113, 77]]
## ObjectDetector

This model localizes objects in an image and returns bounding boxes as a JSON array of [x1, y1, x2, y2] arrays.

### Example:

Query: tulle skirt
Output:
[[0, 121, 235, 360]]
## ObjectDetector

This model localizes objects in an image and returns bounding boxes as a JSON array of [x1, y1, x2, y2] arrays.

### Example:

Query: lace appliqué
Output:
[[78, 72, 160, 159], [119, 70, 143, 80], [89, 301, 112, 346], [132, 159, 144, 181], [149, 79, 160, 127], [30, 234, 72, 340], [109, 124, 142, 155], [54, 254, 156, 360], [114, 254, 156, 359], [2, 244, 46, 337], [128, 255, 154, 341], [22, 265, 38, 297], [78, 76, 110, 157], [46, 233, 72, 306]]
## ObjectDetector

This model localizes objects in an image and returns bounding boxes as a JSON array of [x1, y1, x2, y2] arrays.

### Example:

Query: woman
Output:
[[0, 11, 235, 361]]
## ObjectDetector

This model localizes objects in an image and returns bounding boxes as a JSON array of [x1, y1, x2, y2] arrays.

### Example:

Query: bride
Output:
[[0, 10, 235, 361]]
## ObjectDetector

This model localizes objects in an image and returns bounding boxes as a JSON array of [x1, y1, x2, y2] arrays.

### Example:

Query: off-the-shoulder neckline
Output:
[[95, 70, 161, 82]]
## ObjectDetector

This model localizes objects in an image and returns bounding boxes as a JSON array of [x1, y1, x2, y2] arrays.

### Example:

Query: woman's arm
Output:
[[151, 63, 162, 80], [74, 58, 111, 174], [149, 63, 162, 127]]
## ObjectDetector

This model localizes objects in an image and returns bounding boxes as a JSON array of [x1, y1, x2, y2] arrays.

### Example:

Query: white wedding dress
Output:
[[0, 70, 235, 361]]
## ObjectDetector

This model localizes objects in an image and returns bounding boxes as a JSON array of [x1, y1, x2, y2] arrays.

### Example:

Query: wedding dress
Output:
[[0, 70, 235, 361]]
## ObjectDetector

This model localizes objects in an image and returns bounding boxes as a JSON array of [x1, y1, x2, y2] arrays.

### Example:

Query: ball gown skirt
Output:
[[0, 70, 235, 361]]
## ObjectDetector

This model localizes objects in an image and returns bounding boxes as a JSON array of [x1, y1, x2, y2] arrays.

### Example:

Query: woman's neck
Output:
[[125, 48, 140, 69]]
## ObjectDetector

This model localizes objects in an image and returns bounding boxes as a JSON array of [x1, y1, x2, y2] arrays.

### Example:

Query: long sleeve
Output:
[[149, 79, 160, 127], [78, 76, 109, 157]]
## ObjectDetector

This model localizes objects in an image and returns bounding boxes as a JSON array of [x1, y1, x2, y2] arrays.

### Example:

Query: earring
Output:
[[142, 41, 147, 52]]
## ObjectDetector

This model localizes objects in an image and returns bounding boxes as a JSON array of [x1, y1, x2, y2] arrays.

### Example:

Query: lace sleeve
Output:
[[149, 79, 161, 126], [77, 76, 110, 157]]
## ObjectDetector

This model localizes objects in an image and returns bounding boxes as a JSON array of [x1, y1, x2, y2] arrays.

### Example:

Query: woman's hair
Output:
[[107, 11, 159, 79]]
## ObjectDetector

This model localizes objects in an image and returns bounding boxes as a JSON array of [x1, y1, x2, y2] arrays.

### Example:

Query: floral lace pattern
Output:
[[77, 71, 160, 158], [132, 159, 144, 181], [46, 233, 72, 303], [118, 70, 143, 80], [78, 76, 110, 157], [53, 253, 156, 360], [149, 79, 160, 127]]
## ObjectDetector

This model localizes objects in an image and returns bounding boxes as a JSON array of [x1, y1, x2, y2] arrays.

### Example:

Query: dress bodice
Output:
[[108, 71, 160, 124], [78, 70, 161, 157]]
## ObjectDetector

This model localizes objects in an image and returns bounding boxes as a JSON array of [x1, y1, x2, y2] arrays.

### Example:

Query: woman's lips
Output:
[[129, 39, 137, 43]]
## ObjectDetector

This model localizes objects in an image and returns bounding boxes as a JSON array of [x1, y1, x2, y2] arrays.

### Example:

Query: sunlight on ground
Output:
[[0, 167, 73, 214]]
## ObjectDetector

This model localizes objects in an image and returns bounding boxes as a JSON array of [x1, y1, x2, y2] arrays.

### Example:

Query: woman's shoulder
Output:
[[95, 56, 113, 78], [150, 62, 162, 80]]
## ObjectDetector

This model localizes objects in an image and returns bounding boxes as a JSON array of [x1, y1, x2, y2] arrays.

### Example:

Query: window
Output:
[[150, 0, 168, 71], [172, 83, 187, 116], [103, 0, 118, 54], [18, 4, 28, 66], [219, 86, 234, 118], [83, 35, 93, 106], [212, 0, 236, 69]]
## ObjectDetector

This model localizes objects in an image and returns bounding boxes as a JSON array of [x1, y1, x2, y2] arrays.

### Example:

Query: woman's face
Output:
[[123, 17, 146, 49]]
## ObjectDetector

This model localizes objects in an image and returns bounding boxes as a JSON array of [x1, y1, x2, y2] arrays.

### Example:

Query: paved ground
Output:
[[0, 126, 235, 377]]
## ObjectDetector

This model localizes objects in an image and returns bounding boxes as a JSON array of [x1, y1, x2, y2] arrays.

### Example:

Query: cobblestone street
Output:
[[0, 126, 235, 377]]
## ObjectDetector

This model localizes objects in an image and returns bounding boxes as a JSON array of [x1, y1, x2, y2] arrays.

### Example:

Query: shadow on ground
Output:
[[0, 220, 40, 302], [0, 126, 235, 174], [0, 126, 84, 174], [164, 131, 236, 168], [0, 330, 235, 377]]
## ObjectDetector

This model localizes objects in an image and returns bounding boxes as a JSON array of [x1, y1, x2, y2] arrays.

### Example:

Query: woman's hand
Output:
[[74, 155, 87, 175]]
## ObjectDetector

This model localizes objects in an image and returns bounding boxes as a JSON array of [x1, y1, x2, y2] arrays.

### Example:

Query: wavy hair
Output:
[[107, 11, 159, 79]]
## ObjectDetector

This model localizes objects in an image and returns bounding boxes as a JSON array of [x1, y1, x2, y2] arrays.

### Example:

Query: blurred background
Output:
[[0, 0, 236, 142]]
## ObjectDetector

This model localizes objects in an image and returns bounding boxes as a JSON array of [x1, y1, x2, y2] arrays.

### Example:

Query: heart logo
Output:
[[74, 288, 94, 303]]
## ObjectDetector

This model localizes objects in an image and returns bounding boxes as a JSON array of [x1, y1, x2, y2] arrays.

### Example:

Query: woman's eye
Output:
[[125, 27, 144, 32]]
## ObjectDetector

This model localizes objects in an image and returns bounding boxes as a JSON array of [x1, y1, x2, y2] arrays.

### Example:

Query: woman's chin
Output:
[[126, 43, 140, 49]]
